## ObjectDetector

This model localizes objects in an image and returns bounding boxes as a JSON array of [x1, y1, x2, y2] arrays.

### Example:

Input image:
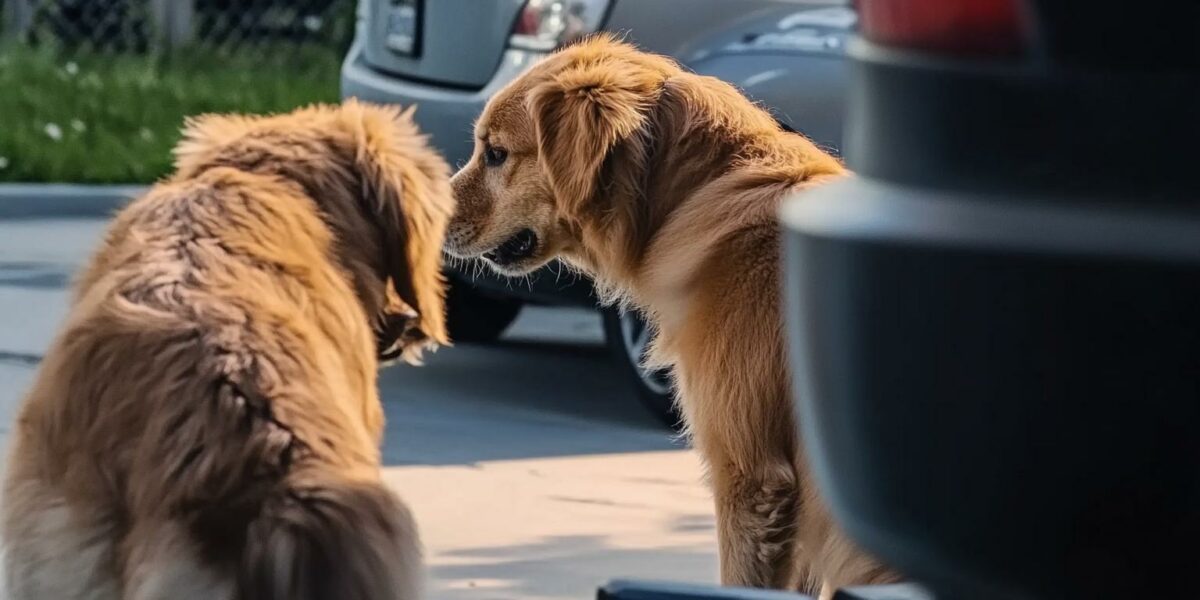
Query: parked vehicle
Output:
[[342, 0, 855, 426], [783, 0, 1199, 598]]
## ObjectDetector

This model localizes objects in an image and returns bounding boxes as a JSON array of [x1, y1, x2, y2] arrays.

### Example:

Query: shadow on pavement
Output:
[[378, 337, 682, 467]]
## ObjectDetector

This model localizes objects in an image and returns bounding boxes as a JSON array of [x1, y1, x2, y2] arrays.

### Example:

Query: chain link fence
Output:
[[0, 0, 357, 183], [2, 0, 356, 55]]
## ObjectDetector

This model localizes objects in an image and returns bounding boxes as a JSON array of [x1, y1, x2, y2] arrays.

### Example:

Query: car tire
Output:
[[445, 279, 523, 343], [602, 307, 682, 429]]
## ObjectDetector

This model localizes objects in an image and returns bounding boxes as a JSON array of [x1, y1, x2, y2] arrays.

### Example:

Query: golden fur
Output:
[[2, 100, 453, 600], [446, 36, 898, 596]]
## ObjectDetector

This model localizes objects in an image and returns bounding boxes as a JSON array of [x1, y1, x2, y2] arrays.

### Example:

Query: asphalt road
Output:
[[0, 217, 717, 599]]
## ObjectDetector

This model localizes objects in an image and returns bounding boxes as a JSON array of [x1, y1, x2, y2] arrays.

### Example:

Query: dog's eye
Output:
[[483, 144, 508, 168]]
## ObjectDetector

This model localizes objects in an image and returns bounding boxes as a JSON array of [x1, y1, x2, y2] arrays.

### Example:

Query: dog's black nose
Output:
[[484, 229, 538, 266]]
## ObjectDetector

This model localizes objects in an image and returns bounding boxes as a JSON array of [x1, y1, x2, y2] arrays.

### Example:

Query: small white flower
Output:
[[44, 123, 63, 141], [64, 61, 79, 76], [71, 119, 86, 133], [139, 127, 154, 141], [303, 15, 323, 32], [0, 157, 9, 170]]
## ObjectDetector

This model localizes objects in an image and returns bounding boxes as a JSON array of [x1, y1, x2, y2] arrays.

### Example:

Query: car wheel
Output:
[[445, 279, 523, 343], [602, 308, 681, 429]]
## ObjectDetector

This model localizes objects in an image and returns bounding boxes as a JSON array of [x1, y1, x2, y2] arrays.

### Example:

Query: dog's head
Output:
[[446, 35, 677, 276], [173, 100, 453, 363]]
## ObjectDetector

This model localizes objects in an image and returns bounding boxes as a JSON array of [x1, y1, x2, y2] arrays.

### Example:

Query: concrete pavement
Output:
[[0, 216, 717, 599]]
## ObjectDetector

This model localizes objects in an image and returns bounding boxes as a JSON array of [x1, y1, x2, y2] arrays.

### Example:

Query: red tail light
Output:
[[857, 0, 1029, 56]]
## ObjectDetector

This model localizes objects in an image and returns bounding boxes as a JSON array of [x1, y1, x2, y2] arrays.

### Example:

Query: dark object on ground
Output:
[[597, 580, 812, 600], [596, 580, 933, 600]]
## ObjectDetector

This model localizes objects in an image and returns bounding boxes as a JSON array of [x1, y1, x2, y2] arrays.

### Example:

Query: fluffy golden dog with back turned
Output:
[[446, 35, 899, 596], [2, 100, 452, 600]]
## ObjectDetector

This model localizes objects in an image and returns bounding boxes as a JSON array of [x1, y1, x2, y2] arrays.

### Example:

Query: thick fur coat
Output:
[[446, 36, 898, 597], [2, 101, 453, 600]]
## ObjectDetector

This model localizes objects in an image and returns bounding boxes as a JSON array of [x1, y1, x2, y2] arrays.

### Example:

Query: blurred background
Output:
[[0, 0, 353, 183]]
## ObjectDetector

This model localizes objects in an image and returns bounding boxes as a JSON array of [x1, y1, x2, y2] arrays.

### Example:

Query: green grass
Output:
[[0, 43, 342, 183]]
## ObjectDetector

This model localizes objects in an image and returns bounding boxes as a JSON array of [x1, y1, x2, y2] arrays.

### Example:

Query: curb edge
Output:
[[0, 184, 147, 219]]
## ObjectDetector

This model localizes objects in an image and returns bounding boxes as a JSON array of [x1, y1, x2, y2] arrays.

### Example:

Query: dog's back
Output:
[[3, 167, 419, 600]]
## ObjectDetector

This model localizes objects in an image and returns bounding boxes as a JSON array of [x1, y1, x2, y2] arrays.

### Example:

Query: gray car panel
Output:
[[605, 0, 788, 58], [362, 0, 526, 89], [680, 4, 854, 150], [689, 53, 848, 151], [343, 43, 547, 168]]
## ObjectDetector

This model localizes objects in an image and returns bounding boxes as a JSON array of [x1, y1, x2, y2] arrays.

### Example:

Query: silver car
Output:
[[342, 0, 854, 426]]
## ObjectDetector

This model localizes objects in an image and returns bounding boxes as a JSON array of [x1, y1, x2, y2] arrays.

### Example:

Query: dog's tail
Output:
[[238, 470, 422, 600]]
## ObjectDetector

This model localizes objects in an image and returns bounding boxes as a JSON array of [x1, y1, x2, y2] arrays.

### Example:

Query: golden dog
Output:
[[446, 36, 898, 596], [2, 101, 452, 600]]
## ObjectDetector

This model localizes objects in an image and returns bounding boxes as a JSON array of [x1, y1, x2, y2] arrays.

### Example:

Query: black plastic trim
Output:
[[845, 40, 1198, 202]]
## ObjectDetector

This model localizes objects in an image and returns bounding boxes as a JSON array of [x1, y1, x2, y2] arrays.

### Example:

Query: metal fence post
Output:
[[149, 0, 193, 49], [3, 0, 35, 39], [167, 0, 194, 48], [148, 0, 167, 48]]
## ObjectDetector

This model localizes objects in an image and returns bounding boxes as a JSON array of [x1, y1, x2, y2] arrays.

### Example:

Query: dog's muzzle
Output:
[[482, 229, 539, 267]]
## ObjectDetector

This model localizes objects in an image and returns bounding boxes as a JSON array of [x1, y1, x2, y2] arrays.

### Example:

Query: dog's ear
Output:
[[349, 100, 454, 351], [527, 58, 662, 215]]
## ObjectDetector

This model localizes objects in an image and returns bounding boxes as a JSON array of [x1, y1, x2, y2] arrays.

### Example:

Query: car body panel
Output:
[[688, 53, 848, 151], [679, 5, 853, 150], [361, 0, 526, 89], [603, 0, 785, 57], [343, 44, 543, 169]]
